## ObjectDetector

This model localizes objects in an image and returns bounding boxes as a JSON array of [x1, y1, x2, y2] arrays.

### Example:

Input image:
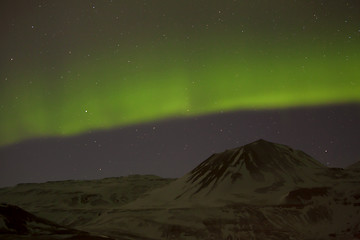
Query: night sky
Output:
[[0, 0, 359, 187]]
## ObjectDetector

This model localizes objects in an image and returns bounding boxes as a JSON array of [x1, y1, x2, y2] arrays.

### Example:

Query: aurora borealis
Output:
[[1, 0, 359, 146], [0, 0, 360, 187]]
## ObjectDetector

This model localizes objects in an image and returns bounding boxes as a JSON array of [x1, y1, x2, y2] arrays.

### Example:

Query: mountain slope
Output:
[[0, 203, 115, 240], [126, 139, 328, 207], [0, 175, 174, 227], [348, 161, 360, 169], [79, 140, 360, 240]]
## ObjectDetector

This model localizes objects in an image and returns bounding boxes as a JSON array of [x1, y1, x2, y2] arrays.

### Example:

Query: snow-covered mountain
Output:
[[125, 139, 329, 207], [0, 175, 174, 227], [84, 140, 360, 240], [1, 140, 360, 240]]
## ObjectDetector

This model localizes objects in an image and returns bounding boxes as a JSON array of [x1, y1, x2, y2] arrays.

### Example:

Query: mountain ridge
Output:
[[123, 139, 332, 208], [1, 139, 360, 240]]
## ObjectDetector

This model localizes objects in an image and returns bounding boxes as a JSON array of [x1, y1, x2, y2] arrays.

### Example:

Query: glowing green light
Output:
[[0, 40, 359, 146]]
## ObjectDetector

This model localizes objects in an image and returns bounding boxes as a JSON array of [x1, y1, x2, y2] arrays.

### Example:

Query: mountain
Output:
[[125, 139, 329, 207], [0, 175, 174, 227], [1, 140, 360, 240], [83, 140, 360, 240]]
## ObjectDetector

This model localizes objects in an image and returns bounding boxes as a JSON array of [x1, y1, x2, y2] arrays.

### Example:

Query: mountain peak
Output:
[[244, 138, 281, 152], [252, 138, 269, 143], [184, 140, 326, 196]]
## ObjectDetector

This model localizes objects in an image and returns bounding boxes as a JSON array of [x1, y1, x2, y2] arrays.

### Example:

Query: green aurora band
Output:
[[2, 0, 360, 149], [1, 38, 359, 146]]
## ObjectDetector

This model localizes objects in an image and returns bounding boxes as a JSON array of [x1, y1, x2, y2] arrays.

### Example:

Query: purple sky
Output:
[[1, 104, 359, 187]]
